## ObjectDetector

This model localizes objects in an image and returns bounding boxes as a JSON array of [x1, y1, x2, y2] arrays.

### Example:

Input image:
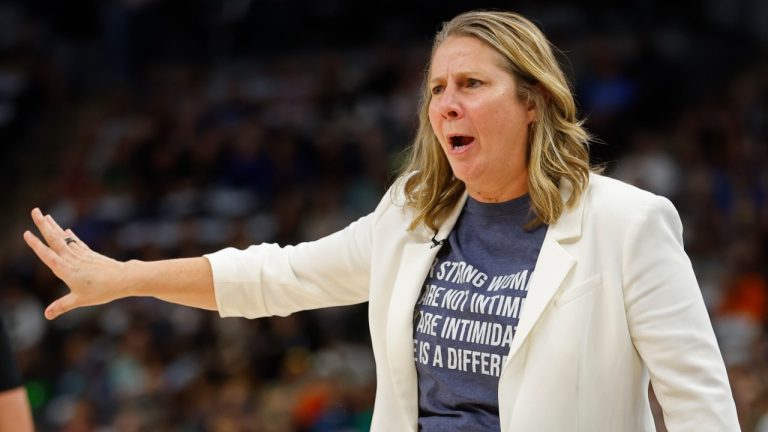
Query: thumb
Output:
[[45, 294, 79, 320]]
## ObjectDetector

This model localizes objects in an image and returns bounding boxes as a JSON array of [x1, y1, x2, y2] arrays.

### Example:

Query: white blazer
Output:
[[206, 173, 739, 432]]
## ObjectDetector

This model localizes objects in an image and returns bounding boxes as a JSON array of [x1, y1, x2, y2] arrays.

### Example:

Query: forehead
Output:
[[429, 36, 506, 78]]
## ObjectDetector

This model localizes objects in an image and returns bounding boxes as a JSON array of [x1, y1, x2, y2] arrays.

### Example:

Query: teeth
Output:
[[449, 136, 472, 148], [450, 136, 465, 147]]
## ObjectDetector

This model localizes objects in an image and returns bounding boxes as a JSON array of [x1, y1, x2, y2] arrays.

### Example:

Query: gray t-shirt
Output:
[[413, 194, 547, 431]]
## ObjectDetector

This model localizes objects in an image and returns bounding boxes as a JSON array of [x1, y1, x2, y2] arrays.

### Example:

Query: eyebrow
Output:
[[428, 71, 484, 84]]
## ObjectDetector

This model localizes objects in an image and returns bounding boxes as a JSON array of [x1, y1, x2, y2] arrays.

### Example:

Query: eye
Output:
[[431, 85, 444, 95], [466, 78, 482, 88]]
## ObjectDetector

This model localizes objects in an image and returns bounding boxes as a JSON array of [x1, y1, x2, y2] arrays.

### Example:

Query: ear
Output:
[[526, 83, 550, 124], [524, 92, 538, 124], [526, 96, 537, 123]]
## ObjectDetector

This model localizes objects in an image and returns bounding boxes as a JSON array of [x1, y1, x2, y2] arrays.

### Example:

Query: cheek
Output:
[[428, 109, 442, 141], [489, 106, 528, 138]]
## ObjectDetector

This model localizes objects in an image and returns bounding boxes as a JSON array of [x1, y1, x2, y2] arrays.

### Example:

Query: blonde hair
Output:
[[398, 10, 593, 231]]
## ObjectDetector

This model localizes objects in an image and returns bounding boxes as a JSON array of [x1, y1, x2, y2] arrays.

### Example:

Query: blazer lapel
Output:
[[504, 236, 574, 361], [505, 179, 587, 361], [385, 192, 468, 425]]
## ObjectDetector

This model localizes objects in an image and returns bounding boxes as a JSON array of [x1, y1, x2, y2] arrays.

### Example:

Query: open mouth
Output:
[[449, 135, 475, 150]]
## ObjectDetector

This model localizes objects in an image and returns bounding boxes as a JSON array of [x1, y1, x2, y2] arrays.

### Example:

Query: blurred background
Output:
[[0, 0, 766, 430]]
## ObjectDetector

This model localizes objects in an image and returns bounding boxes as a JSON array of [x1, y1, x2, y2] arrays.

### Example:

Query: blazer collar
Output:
[[407, 192, 468, 242], [384, 192, 467, 424], [502, 176, 590, 367], [547, 177, 586, 242]]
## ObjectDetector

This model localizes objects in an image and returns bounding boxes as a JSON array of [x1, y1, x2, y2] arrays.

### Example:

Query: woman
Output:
[[24, 10, 738, 431]]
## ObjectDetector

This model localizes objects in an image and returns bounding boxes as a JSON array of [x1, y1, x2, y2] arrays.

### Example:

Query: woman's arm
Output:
[[622, 196, 740, 431], [0, 313, 33, 431], [0, 388, 34, 432], [23, 208, 216, 320], [206, 210, 377, 319]]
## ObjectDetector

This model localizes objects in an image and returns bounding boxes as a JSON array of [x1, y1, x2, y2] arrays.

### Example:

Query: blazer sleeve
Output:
[[205, 192, 392, 319], [622, 196, 740, 431]]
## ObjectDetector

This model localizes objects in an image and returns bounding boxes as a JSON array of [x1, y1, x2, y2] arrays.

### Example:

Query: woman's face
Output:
[[428, 36, 536, 202]]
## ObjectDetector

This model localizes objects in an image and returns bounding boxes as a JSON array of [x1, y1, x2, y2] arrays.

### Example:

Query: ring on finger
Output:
[[64, 237, 77, 246]]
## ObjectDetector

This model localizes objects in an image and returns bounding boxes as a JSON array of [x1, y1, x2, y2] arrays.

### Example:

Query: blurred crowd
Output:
[[0, 1, 767, 431]]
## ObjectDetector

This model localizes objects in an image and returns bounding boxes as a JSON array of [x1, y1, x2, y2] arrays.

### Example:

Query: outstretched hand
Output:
[[23, 208, 129, 320]]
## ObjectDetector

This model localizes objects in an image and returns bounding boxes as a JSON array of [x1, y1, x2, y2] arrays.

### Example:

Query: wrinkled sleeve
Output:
[[205, 194, 391, 318], [622, 196, 740, 431]]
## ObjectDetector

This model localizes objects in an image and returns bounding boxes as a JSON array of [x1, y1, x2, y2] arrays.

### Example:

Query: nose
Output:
[[435, 85, 463, 119]]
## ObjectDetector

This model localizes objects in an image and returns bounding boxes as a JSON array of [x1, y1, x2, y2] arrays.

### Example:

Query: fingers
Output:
[[45, 213, 67, 237], [26, 209, 90, 321], [45, 294, 78, 320], [23, 230, 64, 276], [30, 208, 89, 256], [30, 208, 68, 253], [64, 228, 91, 253]]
